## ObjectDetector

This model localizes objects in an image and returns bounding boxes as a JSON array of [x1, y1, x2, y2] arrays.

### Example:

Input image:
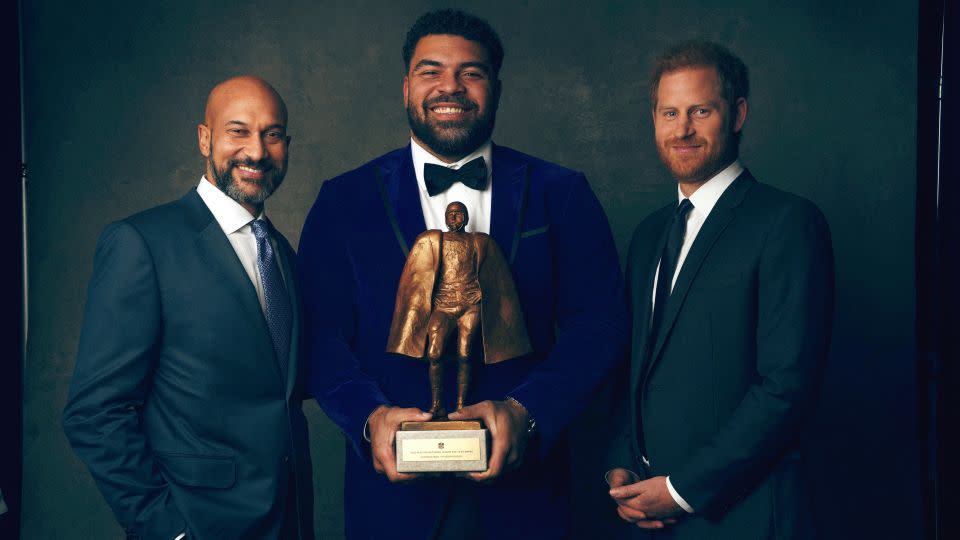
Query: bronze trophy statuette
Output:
[[386, 201, 532, 472]]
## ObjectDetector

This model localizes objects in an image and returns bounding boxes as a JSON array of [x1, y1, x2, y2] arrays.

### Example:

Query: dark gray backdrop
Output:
[[20, 1, 920, 538]]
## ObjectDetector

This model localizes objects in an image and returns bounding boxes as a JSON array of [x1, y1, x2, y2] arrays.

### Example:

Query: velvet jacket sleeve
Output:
[[298, 180, 391, 458]]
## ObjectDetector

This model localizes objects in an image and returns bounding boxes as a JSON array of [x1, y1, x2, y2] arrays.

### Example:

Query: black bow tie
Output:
[[424, 156, 488, 196]]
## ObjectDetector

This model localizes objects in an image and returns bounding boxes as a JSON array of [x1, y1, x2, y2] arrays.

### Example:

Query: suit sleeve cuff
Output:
[[666, 476, 695, 513]]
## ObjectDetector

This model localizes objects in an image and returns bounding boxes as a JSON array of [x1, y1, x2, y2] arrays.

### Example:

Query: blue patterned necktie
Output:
[[250, 219, 292, 374]]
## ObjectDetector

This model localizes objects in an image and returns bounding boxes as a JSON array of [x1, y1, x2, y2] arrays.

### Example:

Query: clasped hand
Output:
[[607, 471, 684, 530]]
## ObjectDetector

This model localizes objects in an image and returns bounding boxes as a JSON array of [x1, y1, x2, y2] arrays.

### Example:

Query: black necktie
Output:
[[250, 219, 293, 375], [424, 156, 488, 196], [650, 199, 693, 339]]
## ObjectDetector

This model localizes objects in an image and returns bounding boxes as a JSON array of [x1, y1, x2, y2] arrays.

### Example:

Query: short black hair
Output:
[[402, 9, 504, 77], [649, 40, 749, 111]]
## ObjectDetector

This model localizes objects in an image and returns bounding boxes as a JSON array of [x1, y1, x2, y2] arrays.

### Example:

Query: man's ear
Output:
[[402, 76, 409, 105], [198, 123, 211, 157], [733, 97, 748, 133]]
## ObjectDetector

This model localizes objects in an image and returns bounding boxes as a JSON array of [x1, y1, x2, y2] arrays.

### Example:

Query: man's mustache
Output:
[[422, 95, 477, 110], [228, 157, 275, 172], [666, 137, 706, 147]]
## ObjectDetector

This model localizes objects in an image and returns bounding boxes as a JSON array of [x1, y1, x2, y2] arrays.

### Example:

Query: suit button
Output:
[[283, 455, 290, 464]]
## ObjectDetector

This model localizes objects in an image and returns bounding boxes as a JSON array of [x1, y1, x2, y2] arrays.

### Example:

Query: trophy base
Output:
[[396, 420, 487, 473]]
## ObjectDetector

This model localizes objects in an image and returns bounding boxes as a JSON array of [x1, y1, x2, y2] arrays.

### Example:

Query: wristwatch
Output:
[[505, 396, 537, 436]]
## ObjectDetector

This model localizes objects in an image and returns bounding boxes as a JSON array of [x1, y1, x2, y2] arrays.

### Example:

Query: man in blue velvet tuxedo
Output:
[[298, 9, 628, 539], [606, 42, 834, 539], [63, 76, 313, 540]]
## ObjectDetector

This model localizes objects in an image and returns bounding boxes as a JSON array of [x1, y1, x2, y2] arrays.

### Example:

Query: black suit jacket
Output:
[[63, 189, 313, 540], [610, 171, 834, 539]]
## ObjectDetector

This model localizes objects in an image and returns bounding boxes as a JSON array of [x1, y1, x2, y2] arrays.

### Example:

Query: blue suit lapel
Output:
[[184, 190, 281, 380], [645, 172, 756, 379], [273, 231, 300, 394], [489, 144, 529, 264], [629, 215, 672, 396]]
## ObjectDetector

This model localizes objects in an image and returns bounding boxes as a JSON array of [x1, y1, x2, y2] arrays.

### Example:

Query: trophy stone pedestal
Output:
[[395, 420, 488, 473]]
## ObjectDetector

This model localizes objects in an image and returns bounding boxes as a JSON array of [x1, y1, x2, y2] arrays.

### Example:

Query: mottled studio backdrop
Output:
[[21, 0, 919, 538]]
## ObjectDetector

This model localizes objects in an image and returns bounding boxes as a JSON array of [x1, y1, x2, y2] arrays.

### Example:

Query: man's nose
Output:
[[243, 136, 266, 162], [436, 71, 465, 95], [675, 115, 695, 138]]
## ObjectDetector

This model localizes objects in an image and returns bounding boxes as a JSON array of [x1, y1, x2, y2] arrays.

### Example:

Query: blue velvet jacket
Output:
[[298, 144, 628, 539]]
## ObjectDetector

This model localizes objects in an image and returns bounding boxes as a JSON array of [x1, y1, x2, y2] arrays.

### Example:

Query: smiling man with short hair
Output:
[[298, 9, 628, 540], [606, 41, 835, 539], [64, 76, 313, 540]]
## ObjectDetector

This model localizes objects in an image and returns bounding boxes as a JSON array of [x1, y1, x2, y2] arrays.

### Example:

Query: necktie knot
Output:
[[424, 156, 488, 196], [676, 198, 694, 220], [249, 218, 269, 240]]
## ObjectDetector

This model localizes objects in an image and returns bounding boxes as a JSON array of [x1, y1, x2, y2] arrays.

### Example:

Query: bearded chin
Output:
[[209, 156, 283, 206], [406, 104, 496, 158]]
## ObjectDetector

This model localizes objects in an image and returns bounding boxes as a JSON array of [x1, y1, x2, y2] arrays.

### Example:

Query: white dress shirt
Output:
[[411, 138, 493, 233], [648, 160, 743, 513], [196, 177, 272, 315]]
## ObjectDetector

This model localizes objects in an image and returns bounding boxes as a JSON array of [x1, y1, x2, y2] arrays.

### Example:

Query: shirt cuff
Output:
[[174, 533, 187, 540], [363, 404, 386, 443], [363, 416, 372, 443], [665, 476, 695, 513]]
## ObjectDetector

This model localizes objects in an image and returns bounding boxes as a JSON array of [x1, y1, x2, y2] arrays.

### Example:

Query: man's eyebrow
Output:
[[413, 59, 443, 71], [459, 62, 490, 74], [413, 59, 491, 74], [225, 120, 286, 131]]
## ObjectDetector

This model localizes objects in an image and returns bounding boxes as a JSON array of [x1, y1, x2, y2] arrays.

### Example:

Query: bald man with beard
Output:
[[64, 76, 314, 540]]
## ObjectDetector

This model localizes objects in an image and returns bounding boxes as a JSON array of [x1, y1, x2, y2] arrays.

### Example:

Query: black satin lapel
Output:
[[386, 153, 428, 254], [489, 148, 528, 262], [646, 174, 755, 375]]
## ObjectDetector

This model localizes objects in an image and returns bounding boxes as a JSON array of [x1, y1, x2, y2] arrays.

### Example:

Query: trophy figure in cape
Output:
[[386, 201, 532, 418]]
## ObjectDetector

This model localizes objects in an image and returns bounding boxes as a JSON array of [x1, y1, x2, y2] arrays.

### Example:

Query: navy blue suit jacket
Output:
[[610, 172, 834, 539], [64, 189, 314, 540], [298, 144, 629, 539]]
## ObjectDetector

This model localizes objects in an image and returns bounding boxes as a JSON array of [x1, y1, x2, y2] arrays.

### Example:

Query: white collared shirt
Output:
[[196, 177, 270, 315], [650, 160, 743, 310], [648, 160, 744, 514], [410, 138, 493, 233]]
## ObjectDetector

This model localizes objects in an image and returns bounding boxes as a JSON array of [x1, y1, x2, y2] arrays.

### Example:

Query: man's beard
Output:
[[208, 151, 285, 207], [406, 95, 496, 158], [657, 131, 737, 185]]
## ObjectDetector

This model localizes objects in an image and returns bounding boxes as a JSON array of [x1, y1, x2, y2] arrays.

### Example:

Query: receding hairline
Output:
[[203, 75, 288, 125]]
